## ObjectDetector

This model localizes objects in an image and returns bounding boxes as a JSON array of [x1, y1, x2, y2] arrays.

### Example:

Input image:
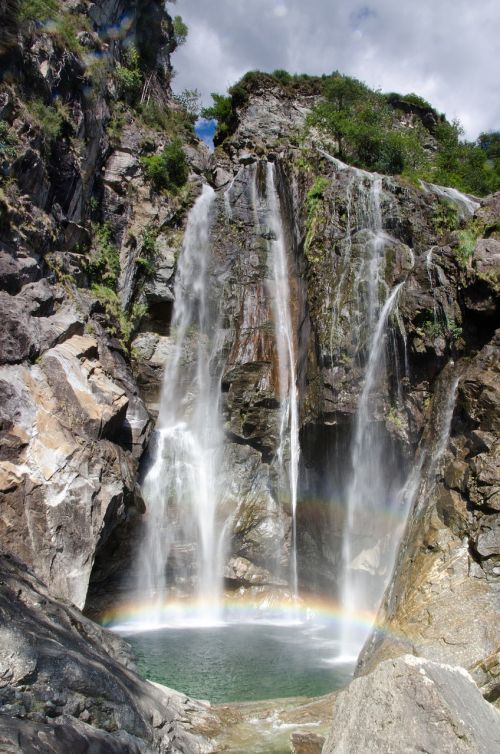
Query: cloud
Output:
[[172, 0, 500, 139]]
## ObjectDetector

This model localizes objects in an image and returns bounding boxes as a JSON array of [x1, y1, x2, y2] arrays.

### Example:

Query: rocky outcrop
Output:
[[0, 554, 216, 753], [0, 0, 209, 607], [357, 331, 500, 700], [0, 329, 150, 608], [322, 655, 500, 754]]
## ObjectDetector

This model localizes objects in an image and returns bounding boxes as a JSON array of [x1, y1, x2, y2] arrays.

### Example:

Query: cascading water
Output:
[[136, 184, 226, 626], [339, 282, 404, 656], [264, 162, 301, 598], [318, 154, 412, 657]]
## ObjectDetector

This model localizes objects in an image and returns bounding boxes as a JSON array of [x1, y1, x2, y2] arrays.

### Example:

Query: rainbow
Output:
[[96, 592, 412, 652]]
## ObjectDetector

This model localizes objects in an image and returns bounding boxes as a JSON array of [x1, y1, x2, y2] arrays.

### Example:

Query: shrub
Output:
[[28, 98, 68, 140], [172, 15, 188, 47], [136, 226, 158, 276], [140, 139, 188, 192], [91, 284, 147, 349], [18, 0, 59, 23], [87, 224, 120, 288], [50, 11, 89, 53], [0, 121, 18, 158], [455, 222, 481, 267], [305, 177, 330, 262], [115, 45, 143, 102], [138, 101, 193, 135], [18, 1, 89, 53], [201, 93, 233, 136]]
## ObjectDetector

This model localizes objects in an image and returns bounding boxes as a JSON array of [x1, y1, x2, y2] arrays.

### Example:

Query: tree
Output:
[[172, 15, 188, 47]]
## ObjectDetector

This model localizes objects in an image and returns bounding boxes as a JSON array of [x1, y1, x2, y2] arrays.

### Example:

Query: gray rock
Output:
[[322, 655, 500, 754], [0, 554, 215, 754]]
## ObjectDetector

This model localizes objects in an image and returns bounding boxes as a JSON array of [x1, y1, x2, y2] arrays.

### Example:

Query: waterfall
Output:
[[340, 282, 404, 657], [419, 180, 480, 219], [318, 153, 412, 657], [136, 184, 225, 626], [265, 163, 300, 598]]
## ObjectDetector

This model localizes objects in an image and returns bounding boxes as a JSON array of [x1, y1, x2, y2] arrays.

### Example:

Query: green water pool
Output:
[[126, 622, 354, 703]]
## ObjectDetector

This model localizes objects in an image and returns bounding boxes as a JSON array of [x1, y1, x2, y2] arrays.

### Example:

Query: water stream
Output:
[[136, 184, 226, 626], [265, 162, 300, 598]]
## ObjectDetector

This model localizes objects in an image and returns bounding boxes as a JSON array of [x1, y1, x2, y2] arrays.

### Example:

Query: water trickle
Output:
[[420, 181, 480, 219], [136, 184, 225, 626], [265, 163, 301, 598]]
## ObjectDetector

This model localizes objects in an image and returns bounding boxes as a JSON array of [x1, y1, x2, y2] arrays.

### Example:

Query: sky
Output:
[[171, 0, 500, 141]]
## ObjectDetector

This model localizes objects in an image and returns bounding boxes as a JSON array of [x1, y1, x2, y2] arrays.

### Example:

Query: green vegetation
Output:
[[172, 15, 188, 47], [27, 98, 69, 140], [308, 73, 428, 176], [0, 121, 18, 158], [201, 93, 234, 138], [140, 139, 188, 193], [115, 45, 143, 102], [455, 218, 483, 266], [309, 73, 499, 195], [137, 101, 194, 137], [385, 92, 435, 111], [204, 69, 500, 196], [85, 224, 147, 348], [91, 284, 146, 348], [17, 0, 59, 23], [421, 316, 462, 341], [18, 0, 89, 53], [86, 224, 120, 288], [447, 319, 463, 340], [386, 405, 406, 430], [432, 201, 460, 235], [304, 176, 329, 262], [136, 226, 158, 276]]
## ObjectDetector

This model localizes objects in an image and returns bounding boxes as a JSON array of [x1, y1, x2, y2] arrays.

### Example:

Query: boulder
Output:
[[322, 655, 500, 754], [0, 554, 215, 754]]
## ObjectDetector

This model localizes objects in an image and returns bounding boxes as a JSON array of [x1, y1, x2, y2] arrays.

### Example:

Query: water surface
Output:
[[127, 622, 354, 703]]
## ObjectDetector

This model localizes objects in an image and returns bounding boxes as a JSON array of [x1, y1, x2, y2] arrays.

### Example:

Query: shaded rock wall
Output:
[[0, 554, 216, 753]]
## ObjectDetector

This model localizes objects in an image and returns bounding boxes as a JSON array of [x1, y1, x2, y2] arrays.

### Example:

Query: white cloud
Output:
[[172, 0, 500, 139], [274, 5, 288, 18]]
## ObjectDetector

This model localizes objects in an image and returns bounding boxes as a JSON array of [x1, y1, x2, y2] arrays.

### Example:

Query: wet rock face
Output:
[[0, 554, 215, 754], [322, 655, 500, 754], [357, 333, 500, 699]]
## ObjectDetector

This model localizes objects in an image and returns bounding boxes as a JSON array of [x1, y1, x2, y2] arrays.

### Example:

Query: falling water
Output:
[[340, 282, 404, 657], [321, 152, 389, 359], [318, 154, 412, 657], [137, 184, 226, 626], [265, 163, 300, 598], [419, 180, 480, 219]]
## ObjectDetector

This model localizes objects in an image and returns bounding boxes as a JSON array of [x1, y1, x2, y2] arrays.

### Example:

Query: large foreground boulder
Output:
[[0, 554, 216, 754], [322, 655, 500, 754]]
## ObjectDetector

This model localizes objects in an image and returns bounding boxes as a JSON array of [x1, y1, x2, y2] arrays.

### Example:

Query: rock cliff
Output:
[[0, 0, 210, 609], [0, 7, 499, 752]]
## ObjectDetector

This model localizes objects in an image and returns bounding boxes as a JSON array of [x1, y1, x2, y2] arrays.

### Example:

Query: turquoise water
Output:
[[126, 623, 354, 703]]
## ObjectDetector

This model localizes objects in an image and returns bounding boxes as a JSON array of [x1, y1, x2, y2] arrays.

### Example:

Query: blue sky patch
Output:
[[195, 118, 217, 150]]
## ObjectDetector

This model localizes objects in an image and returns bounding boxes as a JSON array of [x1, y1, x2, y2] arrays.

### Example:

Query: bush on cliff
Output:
[[140, 139, 188, 193]]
